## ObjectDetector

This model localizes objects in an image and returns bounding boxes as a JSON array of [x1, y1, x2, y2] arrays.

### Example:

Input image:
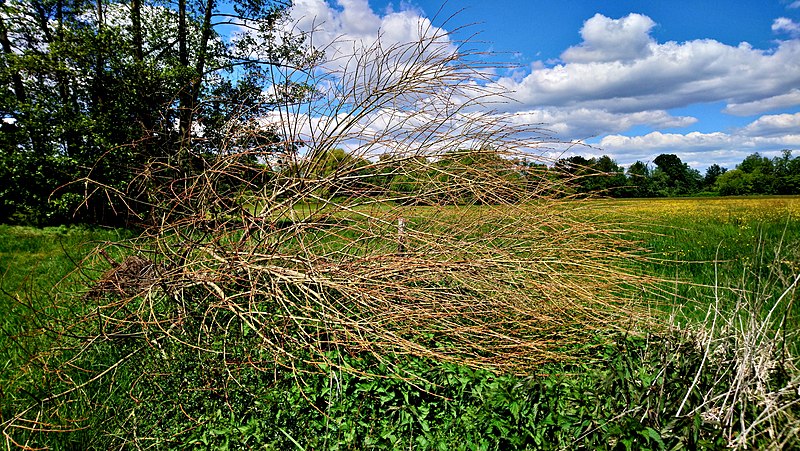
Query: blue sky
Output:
[[287, 0, 800, 171]]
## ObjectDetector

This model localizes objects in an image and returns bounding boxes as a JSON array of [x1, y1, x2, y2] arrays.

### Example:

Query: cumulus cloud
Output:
[[509, 108, 696, 138], [600, 131, 732, 152], [773, 17, 800, 37], [724, 89, 800, 115], [496, 27, 800, 116], [288, 0, 451, 60], [262, 5, 800, 169], [489, 12, 800, 131], [740, 112, 800, 137], [561, 13, 656, 63]]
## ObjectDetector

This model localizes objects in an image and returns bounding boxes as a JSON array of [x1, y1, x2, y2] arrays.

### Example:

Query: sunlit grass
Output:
[[0, 226, 127, 294], [583, 197, 800, 336], [0, 226, 130, 398]]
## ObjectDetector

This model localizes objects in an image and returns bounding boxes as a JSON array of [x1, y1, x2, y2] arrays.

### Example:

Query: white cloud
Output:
[[598, 126, 800, 170], [288, 0, 451, 60], [561, 13, 656, 63], [335, 0, 382, 36], [268, 6, 800, 170], [772, 17, 800, 37], [740, 112, 800, 137], [600, 131, 732, 152], [724, 89, 800, 115], [494, 14, 800, 118], [509, 108, 696, 138]]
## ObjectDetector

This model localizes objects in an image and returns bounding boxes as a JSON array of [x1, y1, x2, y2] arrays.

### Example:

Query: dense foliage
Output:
[[556, 150, 800, 198], [5, 333, 752, 449], [0, 0, 312, 225]]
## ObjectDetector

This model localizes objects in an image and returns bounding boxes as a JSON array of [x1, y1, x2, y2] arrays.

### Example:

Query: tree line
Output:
[[553, 150, 800, 198], [307, 148, 800, 203]]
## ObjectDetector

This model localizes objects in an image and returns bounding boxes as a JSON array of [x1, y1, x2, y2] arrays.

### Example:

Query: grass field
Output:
[[1, 197, 799, 449], [0, 226, 132, 440], [600, 197, 800, 330]]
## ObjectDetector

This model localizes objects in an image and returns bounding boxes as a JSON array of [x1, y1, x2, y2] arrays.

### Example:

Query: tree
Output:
[[591, 155, 628, 194], [5, 23, 660, 446], [737, 152, 775, 194], [625, 160, 653, 197], [0, 0, 312, 225], [773, 149, 800, 194], [738, 152, 774, 174], [308, 148, 374, 198], [554, 155, 626, 195], [419, 148, 524, 204], [1, 0, 176, 223], [703, 164, 727, 190], [716, 169, 753, 196], [652, 153, 701, 196]]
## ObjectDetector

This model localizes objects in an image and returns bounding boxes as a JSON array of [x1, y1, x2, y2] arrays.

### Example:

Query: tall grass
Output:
[[671, 237, 800, 448], [2, 202, 799, 449], [0, 226, 130, 449], [600, 196, 800, 448], [0, 225, 129, 358]]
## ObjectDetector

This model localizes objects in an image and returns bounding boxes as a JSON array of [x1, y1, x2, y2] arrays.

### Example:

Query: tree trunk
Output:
[[92, 0, 105, 116], [0, 5, 25, 104], [131, 0, 142, 61], [191, 0, 215, 109], [177, 0, 191, 155], [53, 0, 80, 158]]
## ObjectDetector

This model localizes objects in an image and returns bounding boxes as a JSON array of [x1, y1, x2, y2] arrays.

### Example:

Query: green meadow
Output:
[[606, 197, 800, 332], [1, 197, 799, 450]]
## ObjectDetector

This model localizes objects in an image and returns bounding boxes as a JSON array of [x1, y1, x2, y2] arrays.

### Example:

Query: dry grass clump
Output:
[[672, 240, 800, 449], [4, 25, 654, 417], [0, 25, 663, 448], [94, 171, 648, 374], [63, 25, 654, 377]]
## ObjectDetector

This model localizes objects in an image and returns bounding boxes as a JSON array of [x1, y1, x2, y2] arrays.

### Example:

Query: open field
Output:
[[0, 225, 130, 294], [597, 197, 800, 330], [1, 197, 799, 449], [0, 225, 130, 354]]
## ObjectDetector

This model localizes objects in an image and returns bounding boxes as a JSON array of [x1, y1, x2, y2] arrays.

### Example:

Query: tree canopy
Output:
[[0, 0, 313, 225]]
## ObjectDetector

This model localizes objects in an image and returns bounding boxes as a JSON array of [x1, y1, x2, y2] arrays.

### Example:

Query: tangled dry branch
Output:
[[0, 21, 666, 448], [65, 25, 656, 376]]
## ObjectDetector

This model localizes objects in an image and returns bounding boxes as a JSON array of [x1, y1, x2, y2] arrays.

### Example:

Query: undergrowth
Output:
[[1, 332, 751, 450]]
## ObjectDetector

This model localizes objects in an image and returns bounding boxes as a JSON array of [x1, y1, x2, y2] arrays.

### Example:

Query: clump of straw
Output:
[[76, 23, 653, 376], [3, 22, 654, 446]]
